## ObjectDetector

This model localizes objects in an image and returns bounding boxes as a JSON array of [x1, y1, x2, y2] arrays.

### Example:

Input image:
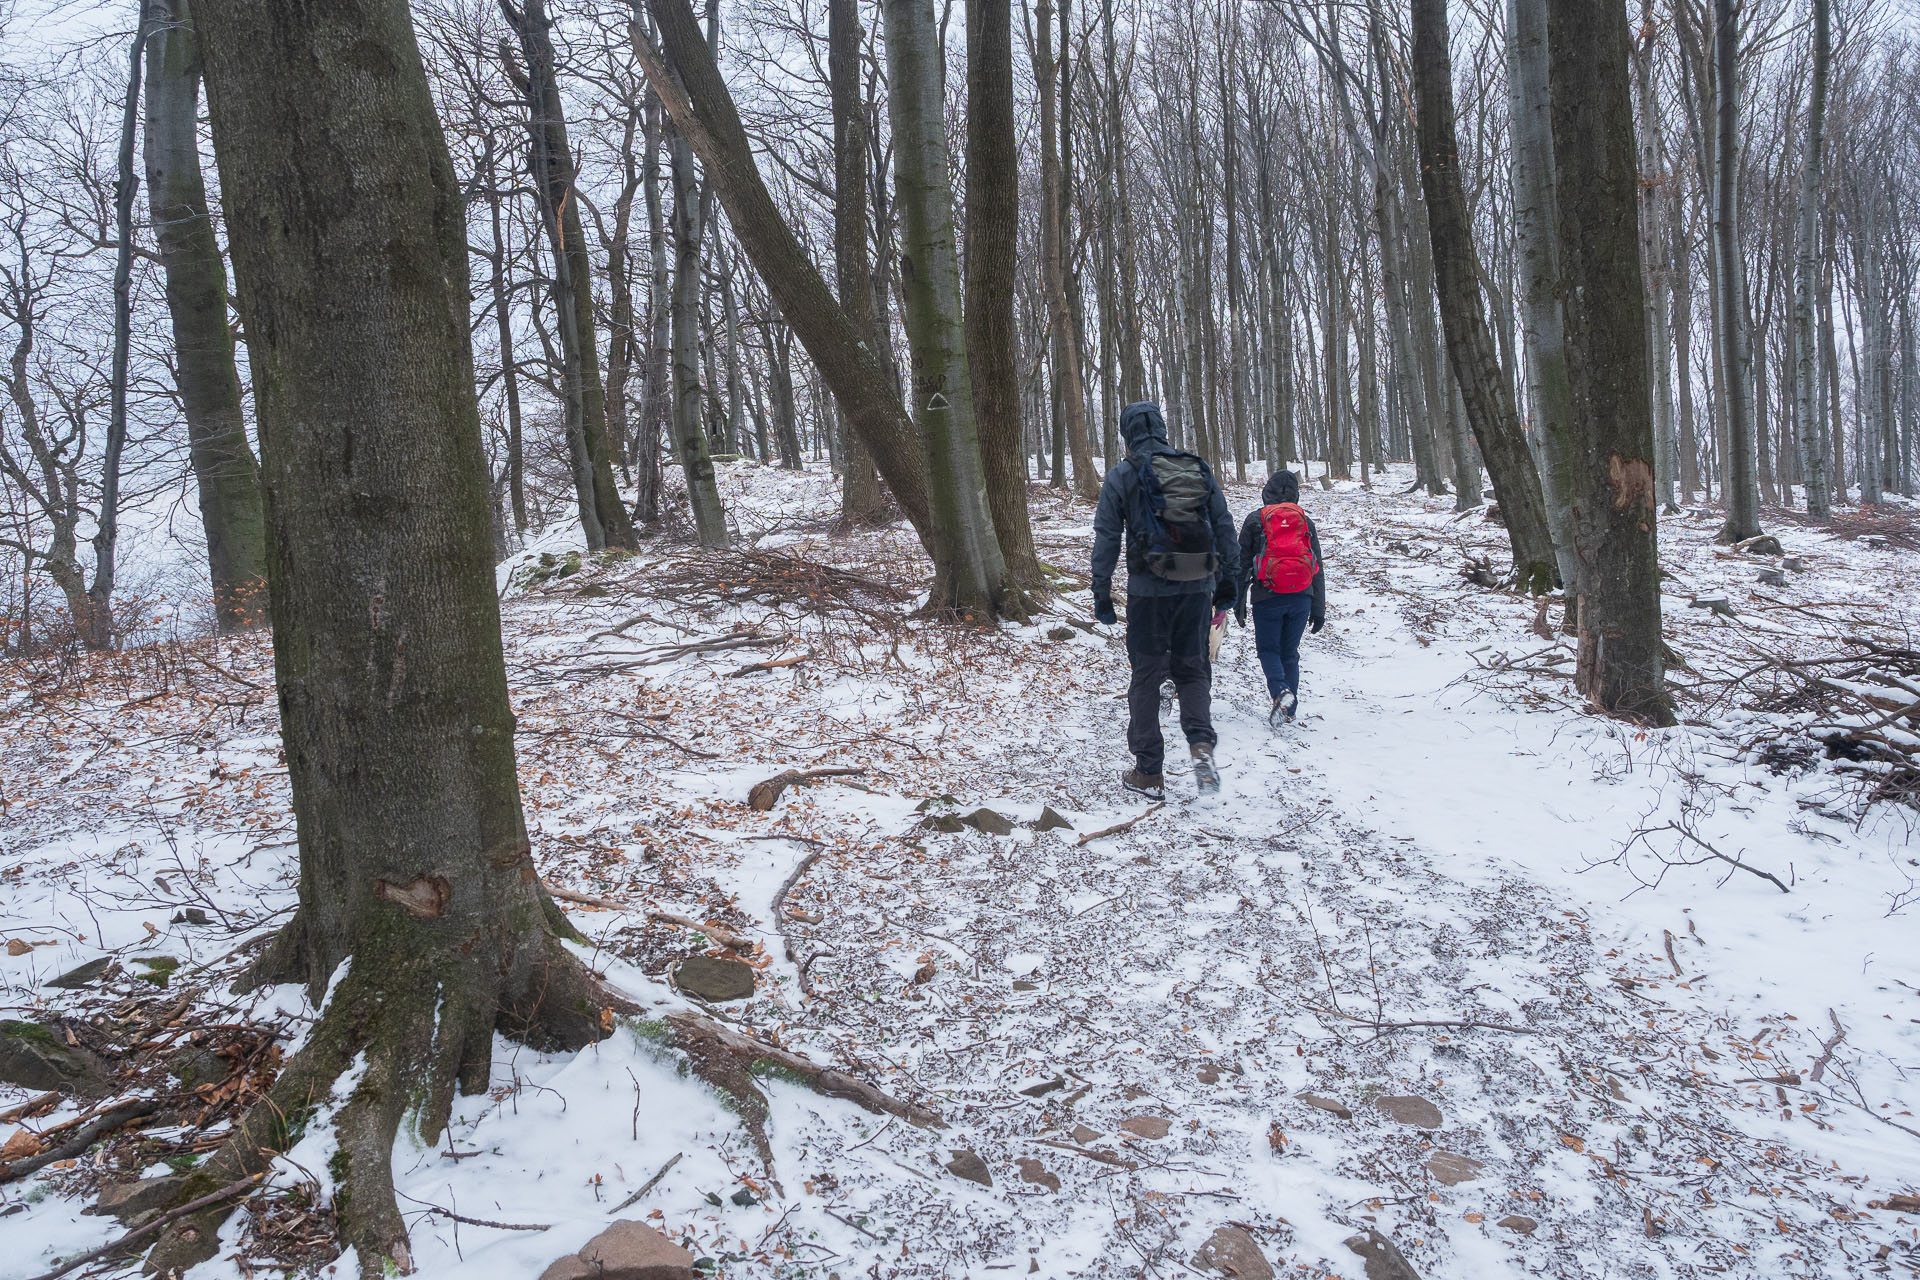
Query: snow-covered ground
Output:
[[3, 461, 1916, 1279]]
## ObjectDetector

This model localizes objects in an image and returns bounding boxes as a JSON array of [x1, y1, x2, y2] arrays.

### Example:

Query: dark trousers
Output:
[[1125, 591, 1215, 774], [1252, 591, 1312, 700]]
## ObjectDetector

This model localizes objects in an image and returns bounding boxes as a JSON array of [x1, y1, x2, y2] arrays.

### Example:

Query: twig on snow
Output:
[[19, 1173, 266, 1280], [1306, 1006, 1542, 1037], [1808, 1009, 1847, 1084], [1073, 803, 1164, 847], [612, 1151, 682, 1211]]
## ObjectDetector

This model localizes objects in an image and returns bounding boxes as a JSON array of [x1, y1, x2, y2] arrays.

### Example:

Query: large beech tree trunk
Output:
[[1505, 0, 1577, 592], [635, 85, 671, 526], [1792, 0, 1832, 519], [143, 0, 268, 631], [1410, 0, 1556, 592], [1034, 0, 1100, 501], [830, 0, 891, 524], [504, 0, 637, 551], [880, 0, 1010, 618], [963, 0, 1042, 580], [1710, 0, 1762, 541], [669, 111, 730, 544], [629, 0, 935, 546], [1546, 0, 1675, 725], [158, 3, 631, 1271]]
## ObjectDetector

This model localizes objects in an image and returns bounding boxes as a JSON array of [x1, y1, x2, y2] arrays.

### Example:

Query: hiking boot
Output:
[[1269, 690, 1297, 726], [1122, 769, 1166, 801], [1191, 742, 1220, 795]]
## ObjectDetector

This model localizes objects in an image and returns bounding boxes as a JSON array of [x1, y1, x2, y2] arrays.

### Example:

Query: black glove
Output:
[[1233, 603, 1247, 628], [1211, 579, 1236, 612], [1309, 612, 1325, 635], [1092, 582, 1117, 626]]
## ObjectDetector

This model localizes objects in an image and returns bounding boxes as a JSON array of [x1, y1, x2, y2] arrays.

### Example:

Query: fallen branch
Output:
[[613, 1150, 682, 1212], [664, 1010, 943, 1131], [0, 1098, 159, 1183], [1808, 1009, 1847, 1084], [729, 650, 814, 678], [1032, 1138, 1139, 1170], [541, 882, 756, 952], [20, 1172, 265, 1280], [1659, 821, 1791, 894], [0, 1092, 60, 1125], [1074, 803, 1165, 847], [1308, 1006, 1542, 1037], [747, 767, 865, 812], [413, 1203, 548, 1232]]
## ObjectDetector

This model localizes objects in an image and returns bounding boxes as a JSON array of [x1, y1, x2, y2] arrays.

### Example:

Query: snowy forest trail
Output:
[[3, 464, 1918, 1280]]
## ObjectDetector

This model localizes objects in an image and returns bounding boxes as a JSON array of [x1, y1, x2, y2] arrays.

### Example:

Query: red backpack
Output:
[[1256, 503, 1318, 593]]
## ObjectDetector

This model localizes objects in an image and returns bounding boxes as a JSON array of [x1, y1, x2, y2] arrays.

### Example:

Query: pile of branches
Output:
[[1730, 636, 1920, 809], [1769, 507, 1920, 553], [617, 547, 916, 630]]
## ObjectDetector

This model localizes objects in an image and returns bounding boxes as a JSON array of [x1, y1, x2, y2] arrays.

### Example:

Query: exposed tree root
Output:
[[145, 931, 631, 1279], [142, 925, 935, 1277]]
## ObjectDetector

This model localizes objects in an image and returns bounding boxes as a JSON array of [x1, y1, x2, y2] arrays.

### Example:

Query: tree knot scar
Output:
[[376, 874, 451, 918], [489, 837, 534, 871], [1607, 454, 1656, 513]]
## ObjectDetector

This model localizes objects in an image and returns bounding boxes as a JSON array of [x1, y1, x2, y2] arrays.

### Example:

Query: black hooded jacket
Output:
[[1236, 470, 1326, 619], [1090, 402, 1238, 600]]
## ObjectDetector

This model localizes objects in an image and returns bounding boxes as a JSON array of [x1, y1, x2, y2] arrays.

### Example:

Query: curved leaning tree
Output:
[[141, 3, 934, 1274]]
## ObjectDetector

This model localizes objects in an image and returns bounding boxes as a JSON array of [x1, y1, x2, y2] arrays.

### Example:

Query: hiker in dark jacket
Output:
[[1234, 469, 1326, 726], [1091, 401, 1239, 799]]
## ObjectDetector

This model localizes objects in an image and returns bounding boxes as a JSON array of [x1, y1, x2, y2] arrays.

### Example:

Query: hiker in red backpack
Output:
[[1234, 470, 1326, 726]]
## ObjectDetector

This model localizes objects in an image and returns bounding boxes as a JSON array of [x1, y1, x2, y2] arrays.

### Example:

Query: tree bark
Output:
[[86, 13, 154, 649], [634, 84, 670, 526], [478, 135, 529, 536], [829, 0, 890, 524], [143, 0, 269, 631], [1630, 2, 1681, 514], [668, 109, 730, 544], [1034, 0, 1099, 501], [1710, 0, 1762, 541], [603, 91, 643, 480], [880, 0, 1010, 618], [1546, 0, 1675, 725], [502, 0, 637, 550], [1399, 121, 1466, 502], [1100, 0, 1144, 400], [1218, 8, 1250, 483], [1506, 0, 1577, 591], [1411, 0, 1556, 591], [1673, 209, 1701, 500], [630, 1, 935, 547], [172, 3, 631, 1272], [964, 0, 1041, 579]]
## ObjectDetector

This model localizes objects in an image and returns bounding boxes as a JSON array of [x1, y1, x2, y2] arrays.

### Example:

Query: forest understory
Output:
[[3, 462, 1918, 1280]]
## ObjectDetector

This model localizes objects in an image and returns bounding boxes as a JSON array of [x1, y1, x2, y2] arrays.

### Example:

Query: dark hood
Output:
[[1263, 470, 1301, 505], [1120, 401, 1168, 455]]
